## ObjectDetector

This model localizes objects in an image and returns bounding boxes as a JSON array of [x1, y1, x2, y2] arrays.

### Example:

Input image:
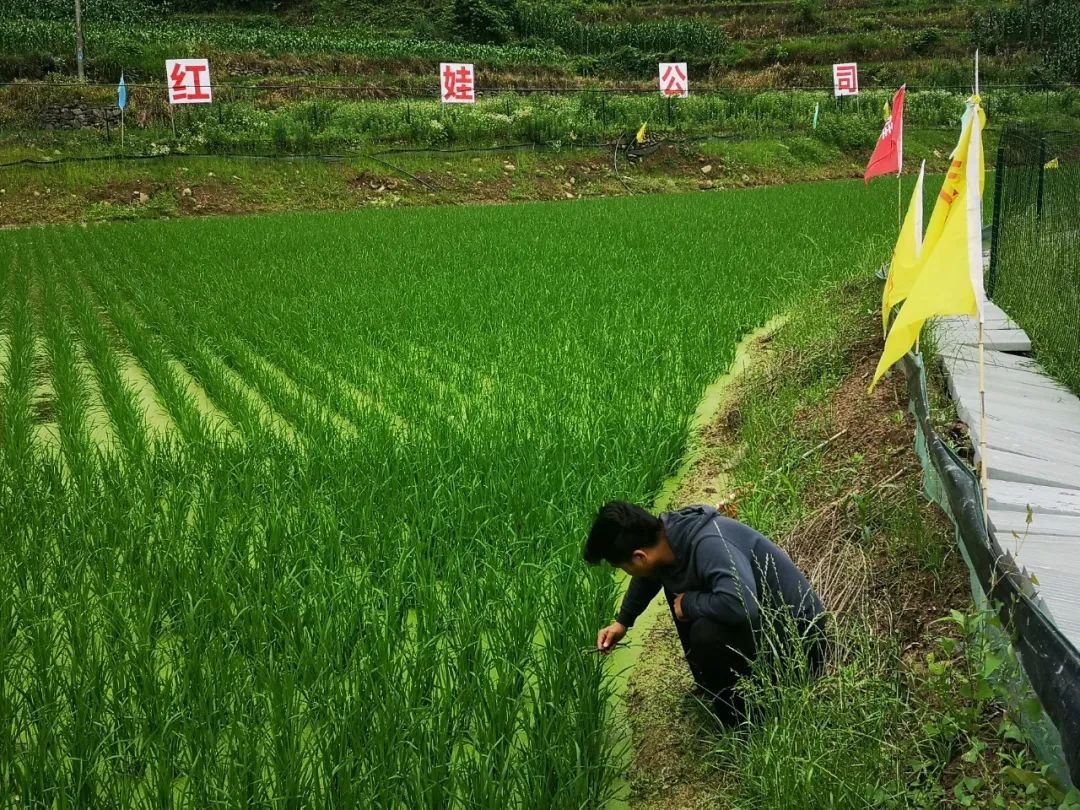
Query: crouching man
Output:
[[584, 501, 825, 725]]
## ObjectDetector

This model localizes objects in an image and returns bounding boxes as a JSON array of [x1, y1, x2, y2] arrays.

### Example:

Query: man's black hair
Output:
[[583, 501, 662, 565]]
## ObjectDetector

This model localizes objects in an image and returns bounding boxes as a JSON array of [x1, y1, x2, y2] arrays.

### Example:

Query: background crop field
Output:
[[0, 181, 897, 806]]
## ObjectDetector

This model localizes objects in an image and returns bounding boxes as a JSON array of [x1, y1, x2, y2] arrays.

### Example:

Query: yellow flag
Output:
[[871, 98, 985, 390], [881, 160, 924, 334], [880, 103, 983, 329], [1044, 157, 1060, 169], [883, 100, 891, 121], [921, 104, 986, 259], [635, 122, 647, 144]]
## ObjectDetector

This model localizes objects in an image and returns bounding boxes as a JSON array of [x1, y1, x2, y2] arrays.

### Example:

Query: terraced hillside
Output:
[[2, 0, 1074, 88]]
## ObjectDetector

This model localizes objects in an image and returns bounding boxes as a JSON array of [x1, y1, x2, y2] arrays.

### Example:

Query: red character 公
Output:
[[660, 63, 687, 97]]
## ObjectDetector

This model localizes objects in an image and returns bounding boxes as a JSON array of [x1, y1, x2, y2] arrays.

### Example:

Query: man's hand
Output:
[[673, 593, 688, 622], [596, 622, 627, 654]]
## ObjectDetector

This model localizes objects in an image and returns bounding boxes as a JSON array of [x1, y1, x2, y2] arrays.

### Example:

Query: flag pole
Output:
[[120, 107, 125, 150], [973, 50, 989, 517], [894, 174, 902, 228], [979, 314, 989, 516], [896, 83, 905, 228]]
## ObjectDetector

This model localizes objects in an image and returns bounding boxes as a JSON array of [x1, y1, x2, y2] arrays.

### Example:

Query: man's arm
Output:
[[615, 576, 663, 628], [679, 536, 759, 625]]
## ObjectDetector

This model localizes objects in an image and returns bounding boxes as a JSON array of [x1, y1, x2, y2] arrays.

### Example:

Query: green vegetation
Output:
[[0, 129, 970, 228], [974, 0, 1080, 84], [724, 604, 1078, 807], [5, 80, 1079, 156], [679, 278, 1076, 808], [0, 17, 563, 77], [991, 130, 1080, 396], [514, 4, 726, 59], [0, 180, 903, 805]]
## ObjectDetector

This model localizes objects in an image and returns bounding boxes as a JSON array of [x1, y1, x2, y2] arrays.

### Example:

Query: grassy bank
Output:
[[624, 277, 1078, 808], [0, 125, 1001, 228]]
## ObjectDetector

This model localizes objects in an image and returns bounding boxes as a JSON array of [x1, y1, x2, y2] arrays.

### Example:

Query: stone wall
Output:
[[42, 104, 122, 130]]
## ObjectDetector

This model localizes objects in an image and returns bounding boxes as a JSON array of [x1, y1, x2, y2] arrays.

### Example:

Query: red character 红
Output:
[[170, 61, 210, 102]]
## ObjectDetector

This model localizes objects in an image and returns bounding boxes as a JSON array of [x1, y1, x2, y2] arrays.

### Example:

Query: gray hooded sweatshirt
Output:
[[615, 505, 823, 628]]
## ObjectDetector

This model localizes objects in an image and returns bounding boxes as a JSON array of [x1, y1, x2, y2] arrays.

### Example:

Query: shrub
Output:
[[6, 0, 168, 22], [794, 0, 823, 29], [452, 0, 514, 45]]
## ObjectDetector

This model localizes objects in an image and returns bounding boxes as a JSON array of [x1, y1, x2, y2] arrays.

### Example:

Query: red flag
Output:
[[864, 85, 905, 183]]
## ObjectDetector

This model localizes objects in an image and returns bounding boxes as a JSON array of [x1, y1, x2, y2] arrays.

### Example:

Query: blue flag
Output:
[[118, 74, 127, 110]]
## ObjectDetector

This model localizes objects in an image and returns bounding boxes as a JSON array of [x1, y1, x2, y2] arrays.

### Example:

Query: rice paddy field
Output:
[[0, 181, 897, 807]]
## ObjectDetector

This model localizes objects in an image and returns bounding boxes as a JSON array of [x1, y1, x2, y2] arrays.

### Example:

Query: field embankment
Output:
[[0, 124, 991, 228], [622, 278, 1075, 808]]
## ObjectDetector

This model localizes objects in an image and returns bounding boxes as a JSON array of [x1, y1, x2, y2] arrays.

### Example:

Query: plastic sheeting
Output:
[[901, 350, 1080, 788]]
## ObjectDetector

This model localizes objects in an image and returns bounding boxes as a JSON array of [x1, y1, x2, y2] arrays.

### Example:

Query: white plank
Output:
[[942, 354, 1072, 393], [949, 382, 1080, 423], [998, 536, 1080, 579], [982, 448, 1080, 491], [1007, 533, 1080, 551], [984, 336, 1034, 352], [1003, 566, 1080, 642], [945, 362, 1080, 400], [937, 331, 1032, 353], [988, 480, 1080, 516], [934, 318, 1031, 342], [949, 384, 1080, 423], [955, 404, 1080, 446], [960, 405, 1080, 439], [937, 316, 1021, 332], [970, 422, 1080, 469], [937, 324, 1030, 342], [937, 301, 1013, 321], [990, 510, 1080, 539], [939, 344, 1054, 377], [935, 302, 1080, 649], [957, 373, 1072, 401], [983, 300, 1014, 321]]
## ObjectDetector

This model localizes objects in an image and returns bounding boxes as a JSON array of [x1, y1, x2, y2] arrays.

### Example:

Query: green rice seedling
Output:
[[0, 179, 902, 807], [1, 258, 37, 475], [80, 272, 217, 448], [60, 256, 152, 462], [90, 268, 277, 447], [32, 246, 99, 476]]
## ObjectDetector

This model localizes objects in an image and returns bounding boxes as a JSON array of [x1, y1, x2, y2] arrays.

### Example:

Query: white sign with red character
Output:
[[659, 62, 689, 98], [832, 62, 859, 97], [166, 58, 213, 104], [440, 63, 476, 104]]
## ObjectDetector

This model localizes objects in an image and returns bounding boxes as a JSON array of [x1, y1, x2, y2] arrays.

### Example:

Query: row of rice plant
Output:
[[0, 179, 899, 806]]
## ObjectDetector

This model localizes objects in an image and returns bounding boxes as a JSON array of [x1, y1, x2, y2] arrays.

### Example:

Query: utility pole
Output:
[[74, 0, 85, 80]]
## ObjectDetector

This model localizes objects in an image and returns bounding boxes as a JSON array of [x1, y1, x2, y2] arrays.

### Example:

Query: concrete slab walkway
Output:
[[934, 301, 1080, 648]]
